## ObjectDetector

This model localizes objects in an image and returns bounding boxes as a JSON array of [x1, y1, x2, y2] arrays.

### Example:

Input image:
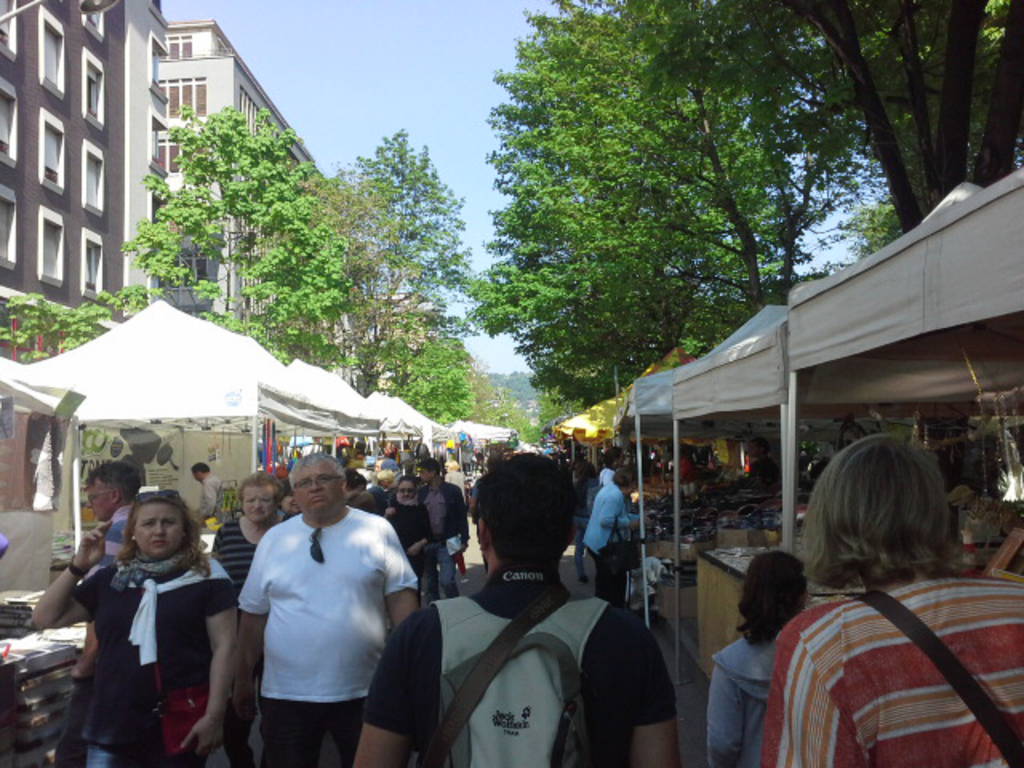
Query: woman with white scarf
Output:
[[34, 491, 236, 767]]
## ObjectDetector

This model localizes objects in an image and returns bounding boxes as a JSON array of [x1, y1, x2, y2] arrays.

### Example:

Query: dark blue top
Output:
[[364, 566, 676, 767]]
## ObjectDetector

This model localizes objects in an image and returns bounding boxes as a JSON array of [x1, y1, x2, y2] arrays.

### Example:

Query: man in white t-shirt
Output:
[[234, 454, 419, 767]]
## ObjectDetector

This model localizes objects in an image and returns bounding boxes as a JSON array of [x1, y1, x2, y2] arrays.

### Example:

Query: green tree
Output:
[[473, 2, 860, 403], [637, 0, 1024, 232], [313, 132, 473, 396], [396, 337, 474, 424], [840, 200, 901, 260], [123, 107, 351, 366]]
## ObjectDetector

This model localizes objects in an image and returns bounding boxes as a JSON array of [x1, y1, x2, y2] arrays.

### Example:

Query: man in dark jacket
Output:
[[417, 457, 469, 602]]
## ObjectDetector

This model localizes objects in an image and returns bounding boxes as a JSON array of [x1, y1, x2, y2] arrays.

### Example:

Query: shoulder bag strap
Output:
[[859, 590, 1024, 766], [422, 583, 571, 768]]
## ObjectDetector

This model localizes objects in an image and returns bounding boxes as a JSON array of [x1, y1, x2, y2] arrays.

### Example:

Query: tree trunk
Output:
[[973, 0, 1024, 186], [935, 0, 986, 197], [781, 0, 923, 231]]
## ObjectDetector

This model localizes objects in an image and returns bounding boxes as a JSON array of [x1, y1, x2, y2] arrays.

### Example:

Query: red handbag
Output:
[[154, 665, 209, 755]]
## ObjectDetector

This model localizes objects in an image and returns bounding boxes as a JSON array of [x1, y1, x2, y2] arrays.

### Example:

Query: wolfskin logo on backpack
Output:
[[492, 706, 531, 735], [434, 595, 608, 767]]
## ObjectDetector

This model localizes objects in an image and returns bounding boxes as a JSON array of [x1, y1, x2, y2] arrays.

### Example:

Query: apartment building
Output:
[[157, 19, 314, 315], [0, 0, 166, 346]]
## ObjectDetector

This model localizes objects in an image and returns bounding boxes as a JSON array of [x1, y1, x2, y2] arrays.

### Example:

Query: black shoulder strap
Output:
[[859, 590, 1024, 766], [422, 584, 571, 768]]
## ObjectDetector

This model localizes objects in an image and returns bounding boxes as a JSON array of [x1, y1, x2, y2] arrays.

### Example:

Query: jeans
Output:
[[589, 548, 627, 608], [222, 703, 256, 768], [86, 730, 205, 768], [56, 676, 94, 767], [259, 697, 364, 768], [573, 516, 590, 579], [422, 540, 458, 603]]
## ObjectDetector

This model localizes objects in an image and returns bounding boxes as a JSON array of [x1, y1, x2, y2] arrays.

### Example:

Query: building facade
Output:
[[157, 19, 314, 315], [0, 0, 166, 353]]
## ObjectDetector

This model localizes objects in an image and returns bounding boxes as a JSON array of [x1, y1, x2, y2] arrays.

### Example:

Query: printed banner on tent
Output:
[[80, 426, 184, 492]]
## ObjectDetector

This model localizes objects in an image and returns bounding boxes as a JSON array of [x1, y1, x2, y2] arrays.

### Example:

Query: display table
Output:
[[697, 547, 857, 676]]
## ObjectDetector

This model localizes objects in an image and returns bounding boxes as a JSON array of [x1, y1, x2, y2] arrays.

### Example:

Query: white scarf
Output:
[[128, 559, 231, 666]]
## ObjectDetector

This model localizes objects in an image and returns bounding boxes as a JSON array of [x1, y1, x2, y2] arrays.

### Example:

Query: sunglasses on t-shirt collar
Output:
[[309, 527, 325, 563]]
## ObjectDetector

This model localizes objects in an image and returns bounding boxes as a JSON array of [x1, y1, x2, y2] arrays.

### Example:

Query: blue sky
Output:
[[164, 0, 550, 374]]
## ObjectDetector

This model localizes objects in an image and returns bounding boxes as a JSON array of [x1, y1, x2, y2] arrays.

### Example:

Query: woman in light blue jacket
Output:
[[583, 467, 638, 607], [707, 551, 806, 768]]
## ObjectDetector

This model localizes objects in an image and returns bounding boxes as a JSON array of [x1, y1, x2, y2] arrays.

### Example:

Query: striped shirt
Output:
[[211, 520, 258, 596], [763, 578, 1024, 767]]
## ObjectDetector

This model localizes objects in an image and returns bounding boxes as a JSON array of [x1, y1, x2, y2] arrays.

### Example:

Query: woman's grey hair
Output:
[[803, 434, 962, 589], [289, 454, 342, 484]]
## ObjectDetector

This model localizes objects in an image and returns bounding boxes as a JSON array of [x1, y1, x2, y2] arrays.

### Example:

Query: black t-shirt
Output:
[[364, 567, 676, 767], [73, 565, 236, 746], [749, 456, 780, 487], [387, 502, 431, 577]]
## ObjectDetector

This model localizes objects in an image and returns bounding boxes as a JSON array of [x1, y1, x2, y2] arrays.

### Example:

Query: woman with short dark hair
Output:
[[706, 551, 805, 767], [764, 435, 1024, 767]]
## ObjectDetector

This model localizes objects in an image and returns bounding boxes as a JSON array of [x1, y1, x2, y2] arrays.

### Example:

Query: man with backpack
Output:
[[354, 454, 680, 768]]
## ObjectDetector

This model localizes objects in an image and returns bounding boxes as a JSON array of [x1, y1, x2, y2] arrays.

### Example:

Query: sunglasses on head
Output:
[[137, 489, 181, 503]]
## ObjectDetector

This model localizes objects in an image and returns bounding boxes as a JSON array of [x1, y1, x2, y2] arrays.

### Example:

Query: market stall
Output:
[[0, 359, 83, 590], [19, 302, 352, 543], [782, 176, 1024, 558]]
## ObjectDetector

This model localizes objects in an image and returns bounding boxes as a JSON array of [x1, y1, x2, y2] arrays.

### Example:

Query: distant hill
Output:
[[489, 372, 538, 419]]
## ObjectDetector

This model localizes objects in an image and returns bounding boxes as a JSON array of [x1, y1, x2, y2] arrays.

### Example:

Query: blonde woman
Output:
[[34, 491, 235, 767], [764, 435, 1024, 767]]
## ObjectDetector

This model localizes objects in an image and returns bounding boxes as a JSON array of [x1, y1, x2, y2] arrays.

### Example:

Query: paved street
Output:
[[209, 531, 709, 766]]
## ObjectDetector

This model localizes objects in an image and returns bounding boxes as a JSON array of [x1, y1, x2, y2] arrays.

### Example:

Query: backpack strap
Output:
[[859, 590, 1024, 766], [423, 584, 570, 768]]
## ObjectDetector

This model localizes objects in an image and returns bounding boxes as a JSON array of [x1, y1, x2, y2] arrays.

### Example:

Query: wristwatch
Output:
[[67, 563, 88, 580]]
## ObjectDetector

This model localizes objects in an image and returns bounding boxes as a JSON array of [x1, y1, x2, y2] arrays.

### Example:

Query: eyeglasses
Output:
[[86, 488, 115, 504], [396, 487, 416, 495], [137, 489, 181, 503], [309, 527, 324, 563], [293, 474, 342, 491]]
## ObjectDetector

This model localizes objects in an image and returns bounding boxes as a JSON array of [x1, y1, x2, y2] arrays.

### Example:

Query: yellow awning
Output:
[[555, 394, 624, 443]]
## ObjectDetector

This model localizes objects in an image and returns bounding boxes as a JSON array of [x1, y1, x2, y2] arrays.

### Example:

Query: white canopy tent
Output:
[[782, 173, 1024, 548], [263, 360, 380, 436], [20, 302, 355, 544], [0, 357, 79, 416], [449, 420, 516, 443], [366, 392, 454, 445]]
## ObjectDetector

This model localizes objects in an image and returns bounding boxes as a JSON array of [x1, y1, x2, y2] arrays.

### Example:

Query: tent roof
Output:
[[262, 361, 380, 435], [556, 395, 622, 442], [21, 301, 339, 431], [0, 358, 82, 416], [449, 420, 516, 443], [671, 306, 788, 421], [367, 392, 453, 442], [788, 173, 1024, 409]]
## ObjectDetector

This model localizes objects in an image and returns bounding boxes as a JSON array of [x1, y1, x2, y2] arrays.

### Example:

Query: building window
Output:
[[163, 78, 207, 119], [39, 9, 64, 95], [0, 191, 15, 266], [83, 141, 103, 212], [38, 208, 63, 282], [82, 11, 103, 38], [81, 229, 102, 294], [151, 114, 167, 166], [150, 34, 166, 85], [40, 111, 65, 190], [0, 89, 15, 161], [157, 136, 180, 173], [83, 51, 104, 124], [167, 34, 192, 59], [0, 0, 16, 57]]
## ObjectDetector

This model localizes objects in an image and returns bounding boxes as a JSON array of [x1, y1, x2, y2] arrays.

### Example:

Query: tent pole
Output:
[[250, 416, 259, 473], [672, 418, 681, 684], [781, 372, 799, 552], [72, 419, 82, 550], [635, 410, 649, 628]]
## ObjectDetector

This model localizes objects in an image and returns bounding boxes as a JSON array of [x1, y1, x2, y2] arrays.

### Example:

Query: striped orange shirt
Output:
[[763, 578, 1024, 767]]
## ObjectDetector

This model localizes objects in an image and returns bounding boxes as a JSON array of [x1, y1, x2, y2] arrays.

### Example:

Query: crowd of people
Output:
[[26, 434, 1024, 767]]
